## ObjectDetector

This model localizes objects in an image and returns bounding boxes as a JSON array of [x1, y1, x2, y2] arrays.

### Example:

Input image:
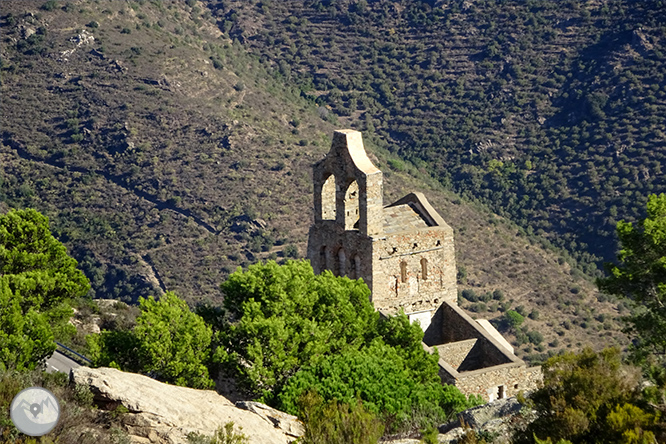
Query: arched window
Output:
[[338, 248, 347, 277], [321, 175, 336, 220], [319, 246, 328, 272], [353, 255, 361, 279], [400, 261, 407, 283], [343, 180, 359, 230], [421, 258, 428, 280]]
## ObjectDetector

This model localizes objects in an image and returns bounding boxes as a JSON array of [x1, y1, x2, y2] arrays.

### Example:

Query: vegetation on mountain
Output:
[[88, 291, 215, 389], [598, 193, 666, 364], [0, 0, 632, 362], [0, 209, 89, 370], [215, 0, 664, 273]]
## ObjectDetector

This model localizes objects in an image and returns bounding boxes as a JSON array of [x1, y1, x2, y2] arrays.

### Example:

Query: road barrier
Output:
[[55, 342, 92, 365]]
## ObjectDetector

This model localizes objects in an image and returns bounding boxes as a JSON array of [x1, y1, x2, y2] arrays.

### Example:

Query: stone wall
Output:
[[371, 227, 457, 315], [450, 364, 543, 402], [436, 339, 477, 370]]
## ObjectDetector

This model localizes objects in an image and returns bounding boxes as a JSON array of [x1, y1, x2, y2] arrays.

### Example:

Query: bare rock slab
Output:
[[71, 367, 301, 444]]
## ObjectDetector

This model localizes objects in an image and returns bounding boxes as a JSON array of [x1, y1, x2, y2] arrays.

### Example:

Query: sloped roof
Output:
[[383, 192, 447, 234]]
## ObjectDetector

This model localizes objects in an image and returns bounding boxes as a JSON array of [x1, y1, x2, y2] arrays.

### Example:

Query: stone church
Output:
[[307, 130, 540, 401]]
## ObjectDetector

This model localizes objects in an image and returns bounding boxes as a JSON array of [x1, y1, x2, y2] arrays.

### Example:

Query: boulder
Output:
[[438, 397, 527, 444], [235, 401, 304, 438], [71, 367, 301, 444]]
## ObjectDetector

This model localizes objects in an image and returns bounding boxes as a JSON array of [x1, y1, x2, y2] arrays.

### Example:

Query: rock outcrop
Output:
[[70, 367, 302, 444], [438, 397, 527, 444]]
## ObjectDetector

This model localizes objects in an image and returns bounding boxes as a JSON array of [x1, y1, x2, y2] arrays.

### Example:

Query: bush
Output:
[[462, 289, 478, 302], [187, 422, 249, 444], [41, 0, 57, 11], [504, 310, 524, 329], [528, 331, 544, 345], [297, 391, 384, 444], [492, 289, 504, 301], [278, 340, 472, 430]]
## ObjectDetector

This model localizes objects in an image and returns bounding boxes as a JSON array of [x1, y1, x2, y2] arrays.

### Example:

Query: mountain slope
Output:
[[0, 0, 627, 362], [215, 0, 666, 272]]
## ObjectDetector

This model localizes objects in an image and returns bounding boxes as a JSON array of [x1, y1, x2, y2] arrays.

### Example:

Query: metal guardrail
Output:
[[55, 341, 92, 365]]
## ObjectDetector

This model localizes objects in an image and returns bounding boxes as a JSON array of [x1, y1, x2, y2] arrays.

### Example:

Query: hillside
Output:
[[216, 0, 666, 272], [0, 0, 629, 363]]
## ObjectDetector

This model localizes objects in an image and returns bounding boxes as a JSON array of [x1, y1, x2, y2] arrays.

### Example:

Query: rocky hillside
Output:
[[0, 0, 629, 363], [215, 0, 666, 271]]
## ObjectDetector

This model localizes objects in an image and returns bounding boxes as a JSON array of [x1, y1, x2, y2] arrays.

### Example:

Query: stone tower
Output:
[[307, 130, 457, 330]]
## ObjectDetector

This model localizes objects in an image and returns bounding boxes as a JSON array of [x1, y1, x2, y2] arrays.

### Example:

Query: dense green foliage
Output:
[[516, 348, 662, 444], [0, 209, 89, 370], [278, 340, 474, 430], [598, 194, 666, 362], [221, 0, 666, 271], [217, 260, 379, 401], [215, 260, 478, 431], [88, 292, 215, 389]]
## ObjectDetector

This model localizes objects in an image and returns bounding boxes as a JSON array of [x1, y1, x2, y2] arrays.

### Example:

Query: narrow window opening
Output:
[[400, 261, 407, 283], [421, 258, 428, 280], [338, 248, 347, 277], [498, 385, 505, 399], [319, 246, 328, 272], [343, 180, 360, 230], [321, 175, 336, 220], [353, 255, 361, 279]]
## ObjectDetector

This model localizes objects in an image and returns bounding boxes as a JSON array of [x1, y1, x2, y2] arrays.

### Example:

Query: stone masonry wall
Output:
[[436, 339, 477, 370], [307, 223, 374, 284], [453, 365, 543, 402], [370, 227, 457, 315]]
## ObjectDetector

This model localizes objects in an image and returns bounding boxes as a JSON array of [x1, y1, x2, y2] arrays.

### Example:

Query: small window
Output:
[[420, 258, 428, 280], [498, 385, 505, 399], [338, 248, 347, 277], [319, 247, 328, 272], [400, 261, 407, 283], [354, 255, 361, 279]]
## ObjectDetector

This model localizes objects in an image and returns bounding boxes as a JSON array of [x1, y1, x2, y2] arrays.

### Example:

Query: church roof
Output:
[[383, 203, 430, 234], [382, 192, 448, 234]]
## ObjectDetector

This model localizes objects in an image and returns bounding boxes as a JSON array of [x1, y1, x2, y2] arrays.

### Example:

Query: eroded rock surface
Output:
[[71, 367, 301, 444]]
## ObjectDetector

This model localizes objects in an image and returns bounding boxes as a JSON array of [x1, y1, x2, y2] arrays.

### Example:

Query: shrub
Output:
[[504, 310, 524, 329], [462, 289, 478, 302], [187, 422, 249, 444], [527, 331, 543, 345], [41, 0, 57, 11], [297, 391, 384, 444]]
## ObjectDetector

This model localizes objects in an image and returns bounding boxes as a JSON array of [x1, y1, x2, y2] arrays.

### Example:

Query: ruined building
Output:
[[307, 130, 540, 401]]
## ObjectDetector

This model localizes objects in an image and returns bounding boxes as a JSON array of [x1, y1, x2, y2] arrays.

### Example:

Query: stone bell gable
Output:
[[307, 129, 457, 327]]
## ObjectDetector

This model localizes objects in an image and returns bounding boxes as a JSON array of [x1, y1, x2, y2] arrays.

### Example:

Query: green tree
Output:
[[89, 292, 214, 389], [504, 310, 525, 329], [598, 194, 666, 360], [217, 260, 379, 402], [278, 340, 474, 431], [215, 260, 479, 433], [516, 348, 659, 444], [296, 391, 384, 444], [0, 209, 90, 370]]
